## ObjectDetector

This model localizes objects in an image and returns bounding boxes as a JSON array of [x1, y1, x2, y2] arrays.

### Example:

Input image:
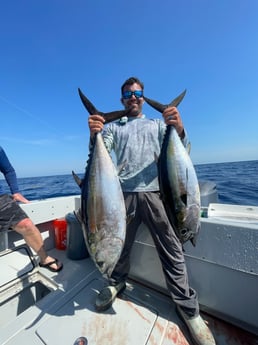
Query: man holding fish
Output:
[[87, 77, 216, 345]]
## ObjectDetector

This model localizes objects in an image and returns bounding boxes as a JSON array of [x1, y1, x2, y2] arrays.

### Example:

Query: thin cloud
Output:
[[0, 136, 56, 146], [0, 95, 67, 137]]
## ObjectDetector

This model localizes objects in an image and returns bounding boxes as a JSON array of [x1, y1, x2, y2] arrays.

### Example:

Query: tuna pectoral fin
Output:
[[191, 234, 198, 247], [72, 170, 83, 188]]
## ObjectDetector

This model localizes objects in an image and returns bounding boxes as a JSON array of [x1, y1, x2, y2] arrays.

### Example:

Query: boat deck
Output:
[[1, 196, 257, 344], [1, 247, 257, 345]]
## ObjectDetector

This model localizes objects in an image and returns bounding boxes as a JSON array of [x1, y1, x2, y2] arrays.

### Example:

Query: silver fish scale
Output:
[[82, 133, 126, 278], [160, 126, 200, 244]]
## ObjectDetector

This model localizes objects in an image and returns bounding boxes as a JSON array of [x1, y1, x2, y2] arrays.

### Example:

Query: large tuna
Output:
[[144, 91, 200, 245], [73, 88, 129, 277]]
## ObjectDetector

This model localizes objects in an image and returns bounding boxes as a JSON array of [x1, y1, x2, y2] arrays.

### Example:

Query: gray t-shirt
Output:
[[102, 115, 189, 192]]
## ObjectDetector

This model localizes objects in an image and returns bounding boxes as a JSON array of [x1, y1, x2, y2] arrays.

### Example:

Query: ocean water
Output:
[[195, 160, 258, 206], [0, 160, 257, 206]]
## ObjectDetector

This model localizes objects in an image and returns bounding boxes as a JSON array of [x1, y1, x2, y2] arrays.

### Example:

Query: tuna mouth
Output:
[[180, 228, 188, 236], [179, 228, 193, 242]]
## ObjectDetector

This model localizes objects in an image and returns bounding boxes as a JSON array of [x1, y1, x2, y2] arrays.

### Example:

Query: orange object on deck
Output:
[[53, 218, 67, 250]]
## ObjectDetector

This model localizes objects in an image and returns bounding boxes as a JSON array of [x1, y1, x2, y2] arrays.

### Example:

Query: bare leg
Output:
[[13, 218, 61, 271]]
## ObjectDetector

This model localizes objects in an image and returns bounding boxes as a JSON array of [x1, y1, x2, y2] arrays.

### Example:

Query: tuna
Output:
[[144, 90, 201, 245], [73, 89, 129, 277]]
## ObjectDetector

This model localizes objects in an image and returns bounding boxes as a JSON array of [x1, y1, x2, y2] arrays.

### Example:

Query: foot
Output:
[[176, 306, 216, 345], [95, 282, 126, 312], [39, 257, 63, 272]]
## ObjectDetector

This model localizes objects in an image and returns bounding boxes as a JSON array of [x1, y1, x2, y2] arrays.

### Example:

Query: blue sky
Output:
[[0, 1, 257, 177]]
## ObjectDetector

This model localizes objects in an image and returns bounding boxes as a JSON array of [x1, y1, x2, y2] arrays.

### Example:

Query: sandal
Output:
[[39, 258, 63, 272]]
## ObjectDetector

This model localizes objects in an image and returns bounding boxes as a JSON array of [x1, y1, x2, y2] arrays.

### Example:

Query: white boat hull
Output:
[[129, 212, 258, 335]]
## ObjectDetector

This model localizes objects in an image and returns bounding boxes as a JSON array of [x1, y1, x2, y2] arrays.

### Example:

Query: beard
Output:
[[126, 103, 142, 117]]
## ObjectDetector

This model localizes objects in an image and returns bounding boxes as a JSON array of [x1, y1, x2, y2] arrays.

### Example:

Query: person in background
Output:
[[0, 146, 63, 272], [87, 77, 216, 345]]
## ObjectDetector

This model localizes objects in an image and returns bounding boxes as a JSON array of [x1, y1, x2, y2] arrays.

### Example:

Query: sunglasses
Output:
[[122, 90, 143, 99]]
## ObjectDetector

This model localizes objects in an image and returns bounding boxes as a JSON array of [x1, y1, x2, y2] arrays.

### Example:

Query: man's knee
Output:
[[13, 217, 34, 232]]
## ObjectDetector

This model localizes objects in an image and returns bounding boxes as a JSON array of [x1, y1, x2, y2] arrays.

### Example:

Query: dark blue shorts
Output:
[[0, 194, 28, 232]]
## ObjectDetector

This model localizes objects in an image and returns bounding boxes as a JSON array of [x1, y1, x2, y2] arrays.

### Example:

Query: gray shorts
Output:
[[0, 194, 28, 232]]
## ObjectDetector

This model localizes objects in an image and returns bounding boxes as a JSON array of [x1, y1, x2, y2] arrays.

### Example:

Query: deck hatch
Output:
[[36, 279, 158, 345]]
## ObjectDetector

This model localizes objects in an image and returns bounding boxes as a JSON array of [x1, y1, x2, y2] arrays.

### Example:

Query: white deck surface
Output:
[[1, 247, 258, 345]]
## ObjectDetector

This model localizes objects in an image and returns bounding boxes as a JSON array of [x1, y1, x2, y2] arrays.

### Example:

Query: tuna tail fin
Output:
[[78, 88, 99, 115], [78, 88, 131, 123], [168, 89, 187, 107], [72, 170, 83, 188], [144, 89, 187, 113], [102, 109, 132, 124], [143, 97, 167, 113]]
